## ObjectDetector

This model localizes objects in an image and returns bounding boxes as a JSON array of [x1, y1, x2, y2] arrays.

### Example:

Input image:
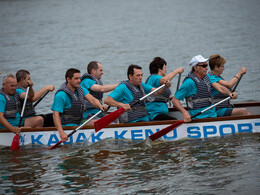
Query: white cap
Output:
[[189, 55, 209, 67]]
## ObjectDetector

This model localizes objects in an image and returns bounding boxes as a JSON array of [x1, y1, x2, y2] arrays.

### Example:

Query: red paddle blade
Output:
[[49, 140, 62, 150], [94, 107, 125, 132], [148, 120, 184, 141], [10, 134, 20, 151]]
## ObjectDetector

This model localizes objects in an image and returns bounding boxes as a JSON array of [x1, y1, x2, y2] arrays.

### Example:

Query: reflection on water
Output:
[[1, 133, 259, 194]]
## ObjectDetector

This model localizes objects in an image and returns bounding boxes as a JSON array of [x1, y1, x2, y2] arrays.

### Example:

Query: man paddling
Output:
[[80, 61, 118, 124], [172, 55, 238, 122], [51, 68, 107, 142], [0, 74, 43, 133], [104, 64, 171, 123], [16, 69, 55, 127], [208, 54, 251, 116]]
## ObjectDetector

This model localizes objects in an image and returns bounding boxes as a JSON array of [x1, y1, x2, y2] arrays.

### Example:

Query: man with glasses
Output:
[[208, 54, 251, 116], [172, 55, 238, 122]]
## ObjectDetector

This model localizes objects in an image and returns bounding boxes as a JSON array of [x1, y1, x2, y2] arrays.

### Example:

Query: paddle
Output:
[[49, 109, 105, 149], [33, 91, 49, 108], [147, 74, 243, 143], [94, 83, 167, 132], [10, 85, 30, 151], [176, 73, 181, 91]]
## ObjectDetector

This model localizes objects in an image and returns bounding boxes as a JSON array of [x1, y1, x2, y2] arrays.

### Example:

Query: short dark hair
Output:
[[127, 64, 142, 79], [65, 68, 80, 83], [87, 61, 100, 74], [149, 57, 167, 74], [16, 69, 30, 82]]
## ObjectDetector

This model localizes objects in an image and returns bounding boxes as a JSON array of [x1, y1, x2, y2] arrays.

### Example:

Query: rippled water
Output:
[[1, 134, 259, 194], [0, 0, 260, 194]]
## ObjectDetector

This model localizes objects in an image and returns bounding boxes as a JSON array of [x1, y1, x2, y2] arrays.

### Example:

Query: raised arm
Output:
[[90, 83, 118, 93], [218, 67, 247, 89], [19, 82, 34, 101], [32, 85, 55, 102], [160, 67, 184, 84]]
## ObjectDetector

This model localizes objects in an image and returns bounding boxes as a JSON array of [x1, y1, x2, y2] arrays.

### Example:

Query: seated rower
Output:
[[104, 64, 171, 123], [51, 68, 107, 142], [145, 57, 184, 121], [80, 61, 118, 123], [172, 55, 238, 122], [0, 74, 44, 133], [208, 54, 251, 116], [16, 69, 55, 127]]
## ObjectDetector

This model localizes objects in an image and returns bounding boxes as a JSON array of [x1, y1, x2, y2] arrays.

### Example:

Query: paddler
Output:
[[208, 54, 251, 116], [0, 74, 43, 133], [51, 68, 107, 142], [16, 69, 55, 127], [80, 61, 118, 124], [145, 57, 184, 121], [172, 55, 238, 122], [104, 64, 171, 123]]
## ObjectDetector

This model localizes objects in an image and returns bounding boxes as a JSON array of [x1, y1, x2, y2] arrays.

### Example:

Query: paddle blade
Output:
[[94, 107, 125, 132], [49, 140, 63, 150], [10, 134, 20, 151], [148, 120, 184, 141]]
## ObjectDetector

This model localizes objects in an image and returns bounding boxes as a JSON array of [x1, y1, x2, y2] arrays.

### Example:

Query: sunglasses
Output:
[[197, 64, 208, 68]]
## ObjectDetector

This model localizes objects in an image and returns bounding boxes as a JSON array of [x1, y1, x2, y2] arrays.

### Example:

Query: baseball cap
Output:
[[189, 55, 209, 67]]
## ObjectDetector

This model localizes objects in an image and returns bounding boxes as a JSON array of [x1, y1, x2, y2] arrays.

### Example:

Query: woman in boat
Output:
[[208, 54, 251, 116], [145, 57, 184, 121], [172, 55, 238, 122]]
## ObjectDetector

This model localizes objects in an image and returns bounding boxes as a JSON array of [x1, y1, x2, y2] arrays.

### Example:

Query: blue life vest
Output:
[[81, 73, 103, 110], [56, 83, 85, 125], [185, 72, 212, 109], [145, 74, 171, 103], [17, 86, 36, 117], [208, 72, 231, 109], [119, 80, 148, 123], [0, 89, 20, 119]]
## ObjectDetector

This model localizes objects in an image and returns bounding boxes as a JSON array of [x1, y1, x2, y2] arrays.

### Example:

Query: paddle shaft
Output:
[[49, 108, 106, 149], [176, 73, 181, 91], [232, 74, 243, 92], [11, 86, 30, 151], [131, 83, 166, 106], [18, 86, 30, 127], [148, 96, 232, 141], [33, 91, 49, 108]]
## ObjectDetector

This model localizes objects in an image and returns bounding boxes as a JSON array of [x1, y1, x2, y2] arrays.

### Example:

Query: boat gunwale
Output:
[[0, 114, 259, 133], [0, 102, 259, 133]]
